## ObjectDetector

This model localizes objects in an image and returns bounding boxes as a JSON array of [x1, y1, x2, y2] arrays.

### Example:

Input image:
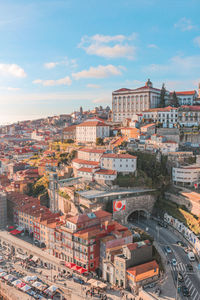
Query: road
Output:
[[130, 217, 200, 300]]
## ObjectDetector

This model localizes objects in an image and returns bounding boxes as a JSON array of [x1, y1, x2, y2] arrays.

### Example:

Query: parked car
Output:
[[73, 276, 84, 284], [188, 251, 195, 262], [166, 246, 172, 254], [182, 286, 190, 297], [177, 241, 186, 247], [172, 258, 177, 266], [186, 264, 193, 272]]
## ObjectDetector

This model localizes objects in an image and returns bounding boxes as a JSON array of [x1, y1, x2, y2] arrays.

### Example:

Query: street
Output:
[[130, 217, 200, 300]]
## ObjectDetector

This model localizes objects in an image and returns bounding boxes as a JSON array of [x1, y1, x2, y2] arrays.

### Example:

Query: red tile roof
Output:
[[181, 105, 200, 111], [143, 106, 177, 113], [113, 88, 131, 93], [127, 260, 159, 282], [77, 167, 94, 173], [95, 169, 117, 175], [77, 121, 109, 127], [170, 90, 196, 95], [63, 125, 76, 132], [72, 158, 99, 166]]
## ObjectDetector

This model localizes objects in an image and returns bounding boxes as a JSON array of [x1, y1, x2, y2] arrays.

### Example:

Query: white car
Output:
[[172, 258, 177, 266]]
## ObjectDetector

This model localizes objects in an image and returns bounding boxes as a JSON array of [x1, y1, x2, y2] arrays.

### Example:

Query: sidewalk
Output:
[[153, 242, 176, 300]]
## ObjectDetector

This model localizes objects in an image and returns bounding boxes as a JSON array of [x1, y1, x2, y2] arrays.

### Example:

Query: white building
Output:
[[170, 91, 198, 106], [145, 134, 179, 154], [31, 130, 44, 141], [172, 164, 200, 187], [178, 106, 200, 127], [142, 106, 178, 128], [112, 79, 169, 122], [100, 153, 137, 174], [77, 148, 105, 162], [77, 167, 117, 182], [76, 119, 110, 143]]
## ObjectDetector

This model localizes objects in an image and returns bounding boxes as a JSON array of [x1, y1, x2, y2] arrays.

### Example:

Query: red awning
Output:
[[16, 282, 26, 289], [10, 229, 22, 235], [77, 267, 88, 274], [71, 265, 81, 271], [65, 262, 76, 269], [10, 230, 18, 235], [8, 226, 14, 230]]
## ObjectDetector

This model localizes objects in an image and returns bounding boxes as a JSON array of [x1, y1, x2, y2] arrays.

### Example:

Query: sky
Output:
[[0, 0, 200, 124]]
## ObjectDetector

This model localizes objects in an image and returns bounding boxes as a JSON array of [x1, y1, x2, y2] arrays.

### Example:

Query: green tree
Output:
[[96, 137, 104, 145], [170, 91, 179, 107], [159, 83, 166, 108]]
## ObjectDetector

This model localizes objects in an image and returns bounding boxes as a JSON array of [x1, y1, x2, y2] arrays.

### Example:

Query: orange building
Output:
[[121, 127, 140, 139], [127, 260, 159, 289]]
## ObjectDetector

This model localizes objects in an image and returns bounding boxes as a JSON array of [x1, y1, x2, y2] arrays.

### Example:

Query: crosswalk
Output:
[[171, 262, 200, 300]]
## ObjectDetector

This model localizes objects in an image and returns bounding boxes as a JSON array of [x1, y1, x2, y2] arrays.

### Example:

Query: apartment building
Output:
[[103, 240, 152, 288], [53, 210, 113, 272], [7, 192, 61, 249], [63, 125, 76, 140], [100, 153, 137, 174], [142, 106, 178, 128], [112, 79, 169, 122], [0, 191, 7, 229], [77, 167, 117, 182], [178, 106, 200, 127], [127, 260, 159, 290], [76, 119, 110, 143], [145, 134, 178, 154], [172, 164, 200, 187]]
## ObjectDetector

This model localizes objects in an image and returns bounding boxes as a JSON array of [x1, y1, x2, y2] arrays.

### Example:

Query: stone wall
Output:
[[165, 192, 200, 216], [113, 193, 157, 224], [157, 128, 180, 143]]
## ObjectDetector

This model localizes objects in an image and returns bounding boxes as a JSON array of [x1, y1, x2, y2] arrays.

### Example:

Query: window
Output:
[[90, 263, 94, 268]]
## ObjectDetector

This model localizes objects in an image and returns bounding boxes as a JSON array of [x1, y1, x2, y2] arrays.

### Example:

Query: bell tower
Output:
[[145, 78, 153, 88]]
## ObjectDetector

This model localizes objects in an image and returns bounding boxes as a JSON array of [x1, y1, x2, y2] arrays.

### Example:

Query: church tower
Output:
[[145, 78, 153, 88]]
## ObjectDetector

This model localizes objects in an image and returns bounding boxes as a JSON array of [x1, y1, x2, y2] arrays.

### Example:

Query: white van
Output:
[[188, 251, 195, 262]]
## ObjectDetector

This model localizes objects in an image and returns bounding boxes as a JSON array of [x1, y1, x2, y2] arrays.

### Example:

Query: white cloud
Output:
[[0, 86, 20, 91], [44, 58, 78, 69], [79, 33, 137, 59], [194, 36, 200, 47], [147, 44, 158, 49], [86, 84, 101, 89], [143, 55, 200, 75], [72, 65, 122, 80], [174, 18, 196, 31], [33, 76, 72, 86], [0, 63, 26, 78], [44, 62, 59, 69]]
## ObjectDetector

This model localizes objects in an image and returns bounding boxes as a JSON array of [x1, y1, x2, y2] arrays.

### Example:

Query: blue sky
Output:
[[0, 0, 200, 124]]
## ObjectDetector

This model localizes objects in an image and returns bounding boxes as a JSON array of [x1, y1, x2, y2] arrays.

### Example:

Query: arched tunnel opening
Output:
[[127, 210, 148, 223]]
